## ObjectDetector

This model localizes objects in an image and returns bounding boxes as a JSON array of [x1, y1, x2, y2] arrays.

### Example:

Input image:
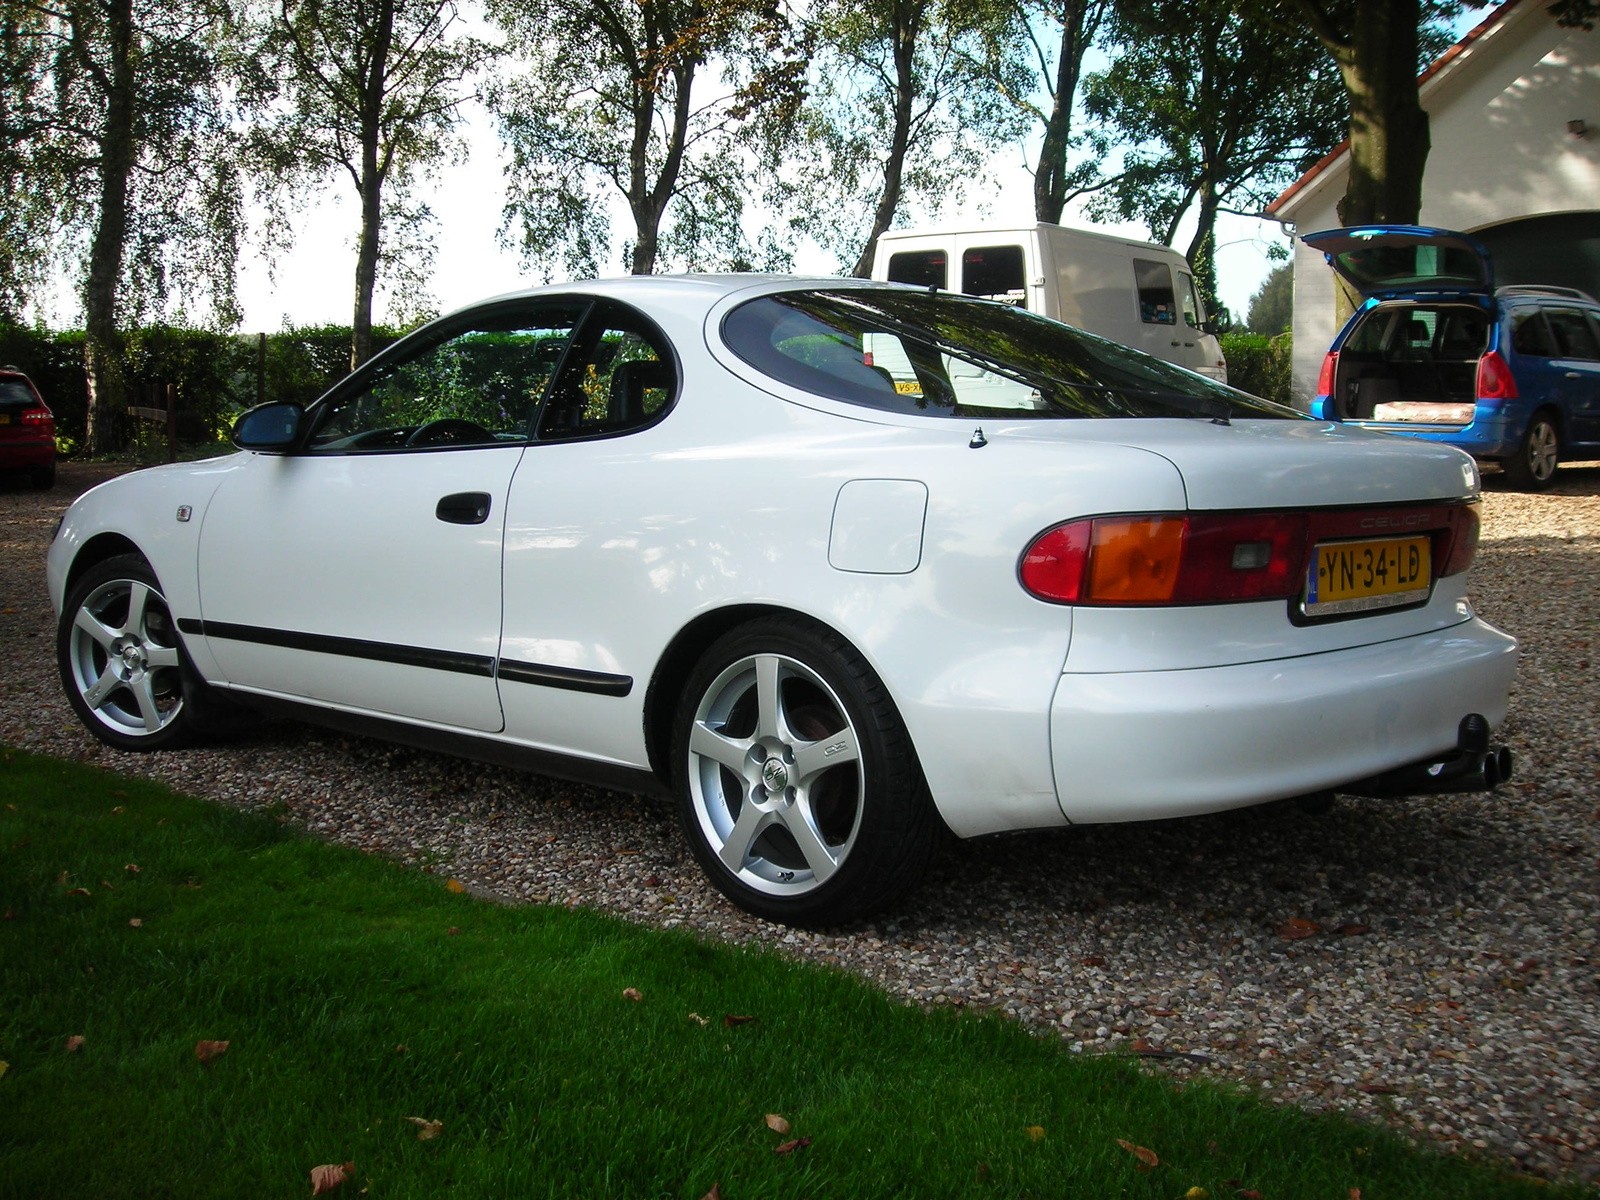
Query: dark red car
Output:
[[0, 366, 55, 488]]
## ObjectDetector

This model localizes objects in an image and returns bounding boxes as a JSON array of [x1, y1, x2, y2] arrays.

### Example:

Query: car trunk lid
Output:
[[1301, 225, 1494, 301]]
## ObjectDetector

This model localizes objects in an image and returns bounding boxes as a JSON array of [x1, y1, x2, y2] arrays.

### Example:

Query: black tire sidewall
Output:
[[1504, 414, 1558, 490]]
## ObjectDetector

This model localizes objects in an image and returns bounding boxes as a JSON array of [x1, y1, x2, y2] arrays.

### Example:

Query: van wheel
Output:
[[673, 616, 937, 927], [1502, 413, 1559, 490]]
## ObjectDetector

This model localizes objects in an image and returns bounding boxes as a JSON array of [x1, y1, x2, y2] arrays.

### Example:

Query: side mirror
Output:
[[232, 402, 304, 451]]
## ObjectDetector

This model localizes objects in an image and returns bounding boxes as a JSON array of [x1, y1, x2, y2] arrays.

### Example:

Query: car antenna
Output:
[[969, 427, 987, 448]]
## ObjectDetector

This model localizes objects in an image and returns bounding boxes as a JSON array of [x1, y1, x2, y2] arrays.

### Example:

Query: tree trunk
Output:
[[1184, 179, 1220, 315], [851, 0, 919, 278], [1302, 0, 1430, 227], [1034, 0, 1094, 223], [350, 0, 395, 370], [82, 0, 137, 455]]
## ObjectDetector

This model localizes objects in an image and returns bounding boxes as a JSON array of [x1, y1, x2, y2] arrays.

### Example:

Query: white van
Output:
[[870, 222, 1228, 382]]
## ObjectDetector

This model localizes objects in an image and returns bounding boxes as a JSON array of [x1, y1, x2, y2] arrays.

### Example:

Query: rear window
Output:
[[721, 288, 1298, 421], [886, 250, 947, 290], [0, 378, 41, 409], [1332, 243, 1484, 291]]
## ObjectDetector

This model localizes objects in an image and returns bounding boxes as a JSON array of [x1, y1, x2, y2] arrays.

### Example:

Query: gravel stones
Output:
[[4, 460, 1597, 1185]]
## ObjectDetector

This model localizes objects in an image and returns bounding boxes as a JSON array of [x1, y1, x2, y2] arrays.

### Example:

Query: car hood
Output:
[[988, 417, 1480, 510], [1301, 225, 1493, 301]]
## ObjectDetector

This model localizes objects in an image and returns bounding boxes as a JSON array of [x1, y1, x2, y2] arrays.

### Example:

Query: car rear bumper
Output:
[[1048, 616, 1519, 823], [0, 441, 55, 468], [1309, 398, 1523, 460]]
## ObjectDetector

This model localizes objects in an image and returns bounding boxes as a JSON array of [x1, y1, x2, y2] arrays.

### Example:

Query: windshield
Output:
[[722, 288, 1296, 421]]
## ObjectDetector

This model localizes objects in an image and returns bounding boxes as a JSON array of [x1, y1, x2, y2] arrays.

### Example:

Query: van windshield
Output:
[[721, 288, 1297, 421]]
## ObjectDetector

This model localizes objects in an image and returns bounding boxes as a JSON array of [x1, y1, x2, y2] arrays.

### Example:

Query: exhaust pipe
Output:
[[1341, 714, 1514, 799]]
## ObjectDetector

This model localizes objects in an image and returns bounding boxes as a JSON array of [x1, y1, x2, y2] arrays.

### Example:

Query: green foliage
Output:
[[487, 0, 805, 278], [0, 322, 403, 451], [1, 747, 1582, 1200], [1246, 262, 1294, 335], [1222, 331, 1294, 405], [1081, 0, 1345, 311], [0, 0, 243, 326]]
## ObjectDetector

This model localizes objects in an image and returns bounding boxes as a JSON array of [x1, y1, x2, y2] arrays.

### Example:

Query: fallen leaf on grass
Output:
[[722, 1014, 756, 1027], [124, 863, 140, 875], [128, 918, 143, 928], [194, 1040, 229, 1064], [687, 1012, 710, 1026], [67, 887, 91, 897], [64, 1035, 85, 1053], [405, 1116, 443, 1141], [2, 907, 15, 920], [765, 1113, 791, 1135], [1350, 1190, 1362, 1200], [699, 1185, 722, 1200], [622, 987, 643, 1002], [0, 1060, 9, 1078], [773, 1137, 811, 1155], [1025, 1126, 1045, 1141], [309, 1161, 355, 1194], [1276, 917, 1321, 941], [1185, 1189, 1210, 1199], [192, 1036, 228, 1068], [1115, 1138, 1159, 1171], [445, 879, 467, 894]]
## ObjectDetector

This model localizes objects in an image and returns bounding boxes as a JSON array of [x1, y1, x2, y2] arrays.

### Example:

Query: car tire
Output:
[[1502, 412, 1559, 491], [673, 616, 939, 927], [32, 461, 55, 490], [57, 554, 207, 752]]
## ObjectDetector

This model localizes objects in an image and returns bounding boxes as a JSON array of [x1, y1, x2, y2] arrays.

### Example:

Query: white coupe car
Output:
[[48, 276, 1519, 925]]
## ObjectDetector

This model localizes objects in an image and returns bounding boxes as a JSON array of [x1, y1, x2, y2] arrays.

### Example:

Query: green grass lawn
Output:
[[0, 747, 1580, 1199]]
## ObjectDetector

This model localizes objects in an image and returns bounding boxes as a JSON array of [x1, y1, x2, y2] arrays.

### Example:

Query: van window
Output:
[[1134, 259, 1177, 324], [961, 245, 1027, 308], [1178, 272, 1203, 329], [887, 250, 948, 289]]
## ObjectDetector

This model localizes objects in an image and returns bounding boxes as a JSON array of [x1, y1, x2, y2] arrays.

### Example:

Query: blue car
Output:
[[1304, 225, 1600, 489]]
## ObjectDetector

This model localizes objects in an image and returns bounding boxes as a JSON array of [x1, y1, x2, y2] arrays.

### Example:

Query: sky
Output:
[[230, 112, 1296, 335]]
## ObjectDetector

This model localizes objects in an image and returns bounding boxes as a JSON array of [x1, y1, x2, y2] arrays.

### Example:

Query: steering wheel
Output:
[[404, 418, 494, 447]]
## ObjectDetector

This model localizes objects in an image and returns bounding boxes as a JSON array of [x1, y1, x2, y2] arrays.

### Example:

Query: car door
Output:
[[1541, 306, 1600, 448], [196, 300, 587, 732]]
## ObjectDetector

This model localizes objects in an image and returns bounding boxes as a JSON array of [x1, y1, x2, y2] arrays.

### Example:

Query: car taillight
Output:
[[1475, 351, 1517, 401], [1440, 502, 1480, 577], [1316, 351, 1338, 397], [1022, 502, 1481, 607], [1021, 513, 1308, 605], [22, 406, 51, 424]]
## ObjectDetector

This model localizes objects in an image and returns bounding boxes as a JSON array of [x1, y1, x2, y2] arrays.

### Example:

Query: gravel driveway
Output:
[[4, 459, 1597, 1186]]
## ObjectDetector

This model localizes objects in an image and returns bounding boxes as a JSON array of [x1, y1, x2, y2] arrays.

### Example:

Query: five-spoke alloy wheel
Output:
[[58, 555, 198, 751], [674, 616, 937, 926]]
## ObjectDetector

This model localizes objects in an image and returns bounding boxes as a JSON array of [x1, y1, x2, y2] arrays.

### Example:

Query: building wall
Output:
[[1282, 5, 1600, 405]]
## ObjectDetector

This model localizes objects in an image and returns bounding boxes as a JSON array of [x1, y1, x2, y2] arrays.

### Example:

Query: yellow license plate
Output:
[[893, 380, 923, 395], [0, 413, 10, 424], [1304, 535, 1430, 617]]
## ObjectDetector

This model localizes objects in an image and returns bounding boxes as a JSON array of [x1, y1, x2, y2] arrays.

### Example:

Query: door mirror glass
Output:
[[232, 402, 304, 451]]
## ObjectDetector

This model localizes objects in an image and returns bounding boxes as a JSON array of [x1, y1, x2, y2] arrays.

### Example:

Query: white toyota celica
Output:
[[48, 276, 1519, 925]]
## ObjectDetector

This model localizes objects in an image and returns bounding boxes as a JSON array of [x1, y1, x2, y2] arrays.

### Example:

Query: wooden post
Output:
[[165, 382, 177, 462]]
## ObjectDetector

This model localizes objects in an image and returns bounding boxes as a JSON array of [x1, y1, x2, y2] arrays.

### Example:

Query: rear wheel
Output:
[[1502, 412, 1559, 490], [31, 461, 55, 490], [673, 616, 938, 927]]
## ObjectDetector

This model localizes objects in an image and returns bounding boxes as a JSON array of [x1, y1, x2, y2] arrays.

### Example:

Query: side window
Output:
[[1545, 308, 1600, 361], [961, 245, 1027, 307], [1135, 259, 1177, 324], [1510, 310, 1556, 357], [1177, 271, 1204, 329], [536, 308, 676, 440], [309, 305, 583, 453], [887, 250, 948, 289]]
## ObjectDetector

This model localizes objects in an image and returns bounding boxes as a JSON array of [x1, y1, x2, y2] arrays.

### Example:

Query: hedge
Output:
[[1220, 331, 1294, 407], [0, 324, 404, 455]]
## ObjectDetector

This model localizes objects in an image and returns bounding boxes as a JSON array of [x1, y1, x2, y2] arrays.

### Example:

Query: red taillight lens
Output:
[[1316, 351, 1338, 398], [1441, 502, 1480, 577], [1021, 513, 1308, 606], [1475, 351, 1517, 401], [22, 406, 51, 425]]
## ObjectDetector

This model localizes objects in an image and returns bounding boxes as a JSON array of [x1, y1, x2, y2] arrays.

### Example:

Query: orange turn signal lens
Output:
[[1087, 517, 1185, 603]]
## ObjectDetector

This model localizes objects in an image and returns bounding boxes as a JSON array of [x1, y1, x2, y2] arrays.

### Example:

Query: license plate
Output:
[[1304, 535, 1430, 617], [0, 413, 10, 425]]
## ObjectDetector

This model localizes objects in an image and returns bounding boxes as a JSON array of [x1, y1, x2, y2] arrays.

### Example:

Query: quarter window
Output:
[[1544, 308, 1600, 361]]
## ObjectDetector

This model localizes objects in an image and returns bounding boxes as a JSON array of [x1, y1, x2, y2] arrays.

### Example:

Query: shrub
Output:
[[1222, 332, 1294, 407]]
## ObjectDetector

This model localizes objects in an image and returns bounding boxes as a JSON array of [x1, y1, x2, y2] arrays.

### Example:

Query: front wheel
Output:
[[1502, 412, 1559, 490], [58, 554, 202, 751], [673, 617, 938, 927]]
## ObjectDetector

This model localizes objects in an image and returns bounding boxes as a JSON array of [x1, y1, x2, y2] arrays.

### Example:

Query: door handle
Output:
[[436, 492, 492, 525]]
